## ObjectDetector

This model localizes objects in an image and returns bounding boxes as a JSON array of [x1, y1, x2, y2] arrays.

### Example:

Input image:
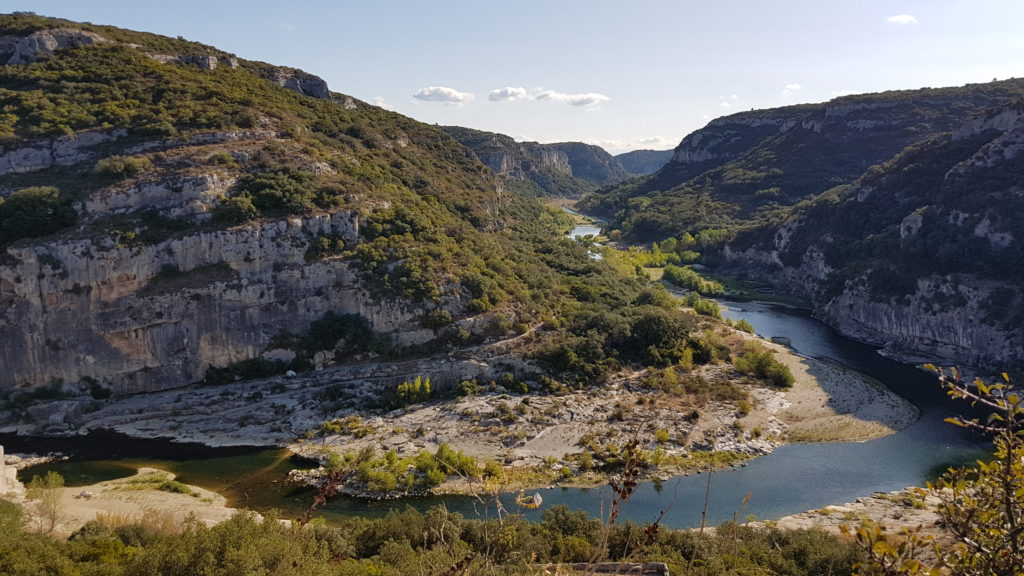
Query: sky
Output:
[[8, 1, 1024, 153]]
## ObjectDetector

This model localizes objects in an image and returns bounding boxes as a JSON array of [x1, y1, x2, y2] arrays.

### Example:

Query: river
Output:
[[9, 229, 989, 528]]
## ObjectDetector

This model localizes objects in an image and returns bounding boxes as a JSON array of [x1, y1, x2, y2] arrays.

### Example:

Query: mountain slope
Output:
[[615, 149, 673, 175], [441, 125, 627, 197], [582, 79, 1024, 241], [0, 13, 605, 393], [725, 102, 1024, 368]]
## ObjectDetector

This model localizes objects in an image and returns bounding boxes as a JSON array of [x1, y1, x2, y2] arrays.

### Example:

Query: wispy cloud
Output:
[[488, 86, 530, 102], [535, 90, 610, 107], [371, 96, 393, 110], [485, 86, 610, 108], [581, 136, 675, 153], [413, 86, 474, 104], [831, 89, 855, 97], [886, 14, 918, 24], [637, 136, 674, 148], [279, 23, 296, 31], [718, 94, 740, 108], [782, 83, 802, 97]]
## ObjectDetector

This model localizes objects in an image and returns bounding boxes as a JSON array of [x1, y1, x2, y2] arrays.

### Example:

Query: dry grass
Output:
[[95, 508, 181, 535]]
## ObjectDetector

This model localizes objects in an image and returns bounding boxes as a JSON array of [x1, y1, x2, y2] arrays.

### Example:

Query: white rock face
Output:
[[822, 276, 1023, 367], [0, 209, 436, 394], [4, 28, 108, 65], [148, 53, 239, 69], [77, 173, 234, 219], [0, 129, 127, 176], [0, 446, 24, 497]]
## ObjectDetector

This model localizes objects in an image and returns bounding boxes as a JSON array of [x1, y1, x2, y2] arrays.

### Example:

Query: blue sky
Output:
[[10, 1, 1024, 153]]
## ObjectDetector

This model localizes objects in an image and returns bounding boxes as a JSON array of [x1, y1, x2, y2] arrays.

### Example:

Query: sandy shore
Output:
[[745, 338, 919, 443], [33, 467, 238, 537]]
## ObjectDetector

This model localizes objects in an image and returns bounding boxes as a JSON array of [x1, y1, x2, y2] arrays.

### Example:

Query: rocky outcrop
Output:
[[2, 27, 108, 64], [267, 68, 331, 99], [0, 210, 438, 394], [77, 173, 234, 219], [0, 445, 24, 496], [148, 53, 239, 70], [546, 142, 628, 185], [0, 129, 127, 175]]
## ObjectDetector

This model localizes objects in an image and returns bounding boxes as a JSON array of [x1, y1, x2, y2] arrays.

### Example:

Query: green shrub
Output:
[[734, 319, 755, 334], [211, 194, 259, 224], [664, 264, 724, 295], [734, 342, 795, 387], [93, 155, 153, 179], [683, 292, 722, 318], [0, 186, 76, 244]]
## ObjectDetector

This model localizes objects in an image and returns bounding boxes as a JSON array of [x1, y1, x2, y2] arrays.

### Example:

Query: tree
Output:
[[0, 186, 76, 244], [26, 471, 64, 533], [848, 367, 1023, 576], [930, 368, 1023, 575]]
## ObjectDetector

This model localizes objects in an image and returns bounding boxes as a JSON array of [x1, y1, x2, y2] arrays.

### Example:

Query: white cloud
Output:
[[488, 86, 530, 102], [371, 96, 393, 110], [719, 94, 739, 108], [535, 90, 610, 107], [413, 86, 474, 104], [831, 89, 855, 97], [279, 23, 295, 31], [782, 83, 802, 97], [581, 136, 676, 153], [886, 14, 918, 24], [638, 136, 673, 148]]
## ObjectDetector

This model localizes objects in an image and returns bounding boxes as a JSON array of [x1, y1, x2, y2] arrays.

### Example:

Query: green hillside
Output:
[[581, 80, 1024, 242]]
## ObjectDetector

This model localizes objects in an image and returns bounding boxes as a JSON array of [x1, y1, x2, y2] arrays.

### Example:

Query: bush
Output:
[[0, 186, 76, 244], [391, 375, 432, 407], [734, 342, 795, 387], [683, 292, 722, 318], [93, 155, 153, 179], [211, 194, 259, 224], [664, 264, 724, 295], [237, 168, 318, 214], [734, 319, 755, 334]]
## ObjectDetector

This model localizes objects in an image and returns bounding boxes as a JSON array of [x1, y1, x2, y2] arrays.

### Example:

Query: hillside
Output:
[[0, 12, 776, 436], [726, 101, 1024, 368], [441, 125, 627, 197], [582, 79, 1024, 241], [0, 13, 627, 394], [615, 148, 673, 175]]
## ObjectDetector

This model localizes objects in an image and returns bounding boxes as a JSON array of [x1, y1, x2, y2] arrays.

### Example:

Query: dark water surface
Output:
[[8, 301, 987, 527]]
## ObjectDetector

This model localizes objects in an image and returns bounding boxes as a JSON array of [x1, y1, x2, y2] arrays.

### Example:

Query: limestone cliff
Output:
[[441, 126, 627, 196], [0, 204, 444, 393], [724, 102, 1024, 369]]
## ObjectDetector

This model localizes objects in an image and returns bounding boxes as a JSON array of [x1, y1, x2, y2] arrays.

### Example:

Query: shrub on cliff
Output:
[[93, 155, 153, 179], [0, 186, 76, 244]]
